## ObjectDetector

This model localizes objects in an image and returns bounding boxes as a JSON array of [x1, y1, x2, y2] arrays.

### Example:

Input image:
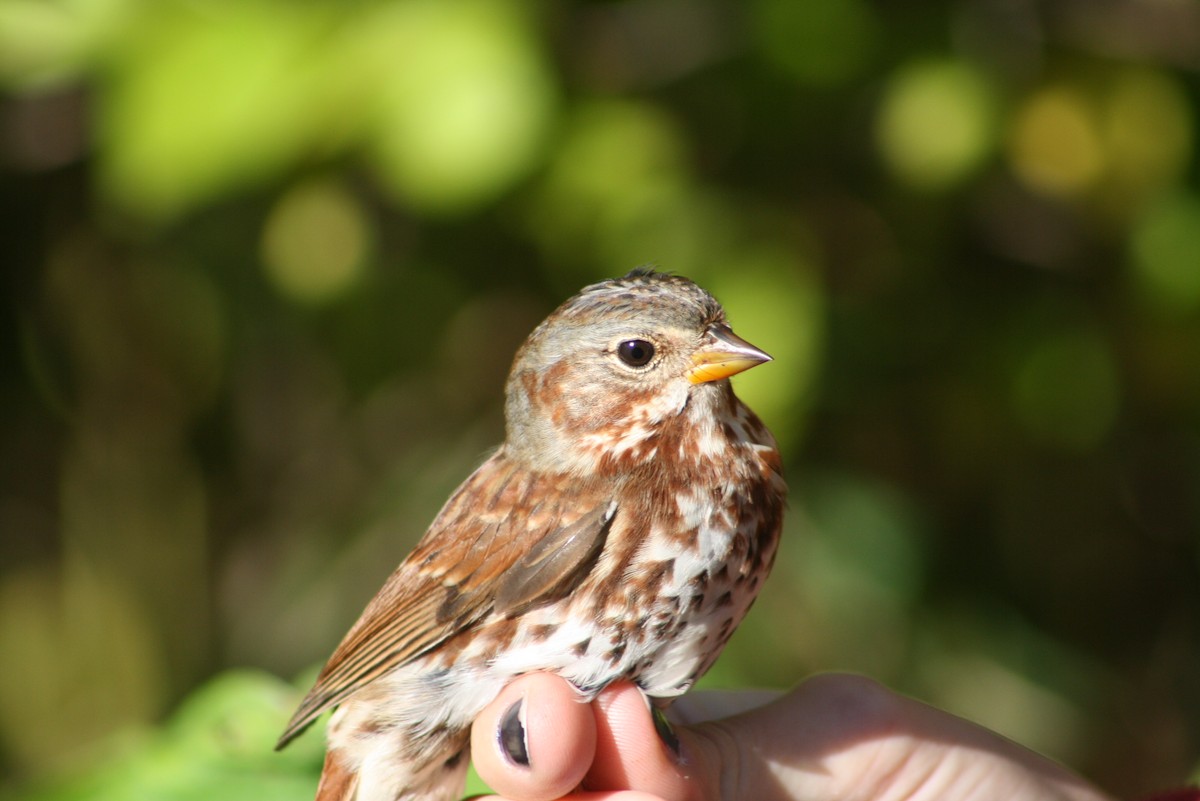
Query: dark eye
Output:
[[617, 339, 655, 367]]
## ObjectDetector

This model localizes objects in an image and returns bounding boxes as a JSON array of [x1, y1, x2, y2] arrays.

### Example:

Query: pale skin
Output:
[[470, 672, 1116, 801]]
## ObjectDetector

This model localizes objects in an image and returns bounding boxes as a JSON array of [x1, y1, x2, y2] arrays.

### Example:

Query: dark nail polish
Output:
[[499, 699, 530, 767], [652, 706, 681, 757]]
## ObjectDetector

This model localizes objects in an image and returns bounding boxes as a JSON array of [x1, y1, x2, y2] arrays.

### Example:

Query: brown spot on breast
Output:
[[530, 623, 560, 639], [437, 615, 519, 669], [729, 532, 749, 561], [641, 559, 675, 593], [489, 617, 520, 651], [358, 716, 393, 736]]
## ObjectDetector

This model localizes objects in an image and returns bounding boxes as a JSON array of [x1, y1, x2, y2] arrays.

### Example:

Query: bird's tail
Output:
[[315, 749, 359, 801], [312, 736, 471, 801]]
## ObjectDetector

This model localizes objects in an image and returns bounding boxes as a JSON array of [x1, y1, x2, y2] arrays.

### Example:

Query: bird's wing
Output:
[[276, 452, 616, 749]]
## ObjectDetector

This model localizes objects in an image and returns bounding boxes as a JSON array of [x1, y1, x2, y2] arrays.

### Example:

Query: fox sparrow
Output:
[[277, 268, 787, 800]]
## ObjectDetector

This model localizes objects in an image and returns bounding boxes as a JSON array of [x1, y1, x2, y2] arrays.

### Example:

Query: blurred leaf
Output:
[[703, 249, 823, 452], [355, 0, 556, 214], [1010, 327, 1120, 451], [0, 0, 130, 90], [752, 0, 879, 86], [261, 177, 373, 306], [0, 564, 164, 773], [802, 474, 926, 601], [97, 1, 348, 219], [529, 99, 689, 276], [1104, 68, 1194, 201], [1009, 85, 1105, 199], [1131, 191, 1200, 316], [10, 671, 322, 801], [876, 58, 998, 191]]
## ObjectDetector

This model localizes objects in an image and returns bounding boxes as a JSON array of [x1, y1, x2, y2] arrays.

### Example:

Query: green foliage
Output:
[[7, 671, 322, 801], [6, 669, 496, 800]]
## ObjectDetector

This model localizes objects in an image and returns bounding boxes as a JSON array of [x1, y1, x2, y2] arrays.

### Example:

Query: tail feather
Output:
[[312, 741, 471, 801], [315, 749, 359, 801], [311, 694, 473, 801]]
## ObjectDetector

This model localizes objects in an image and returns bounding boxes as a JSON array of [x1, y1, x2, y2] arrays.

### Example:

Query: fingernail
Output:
[[499, 699, 530, 768], [652, 706, 681, 758]]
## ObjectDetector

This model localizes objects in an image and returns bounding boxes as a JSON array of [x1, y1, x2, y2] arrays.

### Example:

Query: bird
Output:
[[276, 267, 787, 801]]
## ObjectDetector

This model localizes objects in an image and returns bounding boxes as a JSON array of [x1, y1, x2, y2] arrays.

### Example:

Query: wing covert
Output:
[[276, 452, 614, 749]]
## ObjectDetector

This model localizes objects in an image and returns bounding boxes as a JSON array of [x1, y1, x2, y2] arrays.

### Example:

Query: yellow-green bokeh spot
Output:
[[261, 179, 372, 306], [0, 563, 166, 771], [98, 1, 341, 219], [1007, 69, 1192, 207], [705, 250, 823, 451], [0, 0, 130, 90], [876, 59, 997, 192], [1131, 191, 1200, 316], [1104, 69, 1194, 199], [531, 99, 690, 270], [1011, 329, 1120, 452], [360, 0, 555, 215], [1009, 86, 1105, 199], [95, 0, 555, 219]]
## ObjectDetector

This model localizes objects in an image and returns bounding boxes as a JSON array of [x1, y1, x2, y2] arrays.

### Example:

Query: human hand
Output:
[[469, 672, 1116, 801]]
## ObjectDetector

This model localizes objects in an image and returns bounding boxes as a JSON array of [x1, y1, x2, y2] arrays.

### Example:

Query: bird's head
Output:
[[504, 269, 770, 476]]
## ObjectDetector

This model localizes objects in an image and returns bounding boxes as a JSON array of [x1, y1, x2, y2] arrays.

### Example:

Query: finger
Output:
[[473, 793, 669, 801], [668, 688, 782, 726], [471, 673, 597, 801], [582, 683, 708, 801]]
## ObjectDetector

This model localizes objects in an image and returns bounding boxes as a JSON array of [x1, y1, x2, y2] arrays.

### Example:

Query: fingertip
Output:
[[471, 673, 596, 801], [584, 684, 702, 801]]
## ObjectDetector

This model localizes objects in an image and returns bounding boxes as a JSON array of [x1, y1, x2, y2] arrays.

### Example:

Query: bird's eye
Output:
[[617, 339, 655, 367]]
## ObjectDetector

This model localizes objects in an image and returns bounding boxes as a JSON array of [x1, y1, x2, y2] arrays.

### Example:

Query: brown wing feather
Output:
[[276, 450, 615, 749]]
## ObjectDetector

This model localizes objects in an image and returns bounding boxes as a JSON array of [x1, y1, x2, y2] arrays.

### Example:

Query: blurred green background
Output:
[[2, 0, 1198, 798]]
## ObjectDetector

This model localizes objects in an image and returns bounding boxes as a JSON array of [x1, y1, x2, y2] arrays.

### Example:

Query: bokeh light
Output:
[[752, 0, 879, 86], [1131, 191, 1200, 315], [360, 0, 556, 213], [1104, 69, 1193, 201], [98, 1, 338, 219], [1009, 85, 1106, 198], [876, 59, 997, 191], [1011, 328, 1120, 451], [261, 179, 371, 305], [529, 99, 689, 274]]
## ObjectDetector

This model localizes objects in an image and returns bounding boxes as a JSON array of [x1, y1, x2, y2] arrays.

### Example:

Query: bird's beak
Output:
[[687, 325, 772, 384]]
